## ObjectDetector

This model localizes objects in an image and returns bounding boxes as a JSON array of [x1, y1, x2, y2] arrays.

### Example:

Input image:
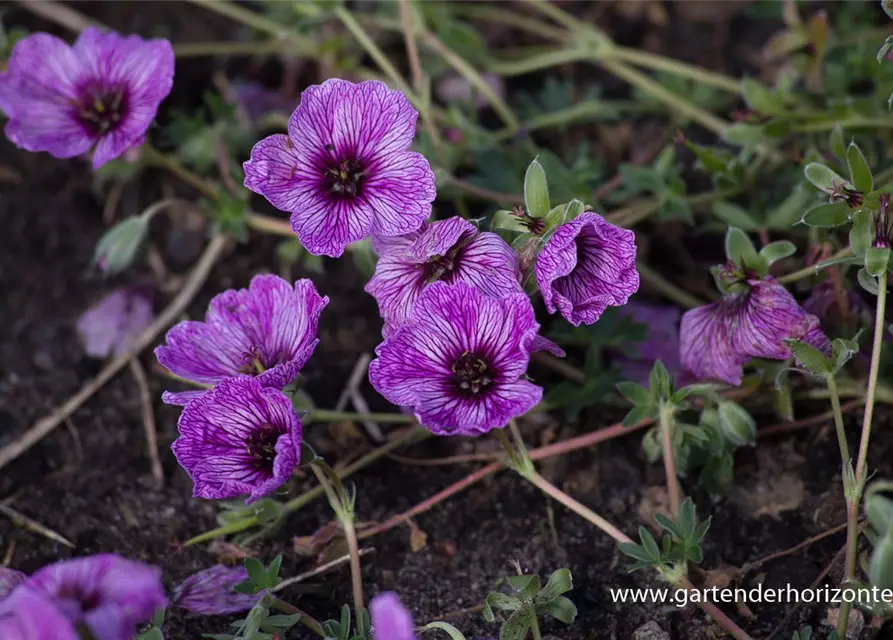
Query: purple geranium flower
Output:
[[0, 586, 77, 640], [243, 79, 436, 257], [369, 281, 545, 436], [77, 286, 153, 359], [25, 554, 166, 640], [0, 27, 174, 168], [173, 565, 259, 615], [614, 302, 680, 385], [535, 212, 639, 326], [366, 217, 522, 334], [0, 568, 26, 600], [680, 276, 830, 386], [155, 275, 327, 405], [370, 592, 416, 640], [172, 376, 302, 503]]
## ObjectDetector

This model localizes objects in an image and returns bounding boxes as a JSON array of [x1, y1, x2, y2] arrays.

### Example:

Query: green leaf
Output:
[[878, 35, 893, 64], [831, 336, 860, 372], [851, 209, 873, 258], [616, 381, 651, 406], [499, 611, 532, 640], [679, 498, 698, 537], [759, 240, 796, 266], [830, 124, 846, 161], [859, 267, 880, 295], [492, 209, 529, 233], [741, 78, 779, 114], [137, 629, 164, 640], [263, 614, 302, 628], [536, 568, 573, 605], [539, 596, 577, 625], [785, 338, 831, 376], [804, 162, 848, 193], [421, 622, 469, 640], [639, 526, 661, 559], [93, 215, 149, 276], [866, 246, 891, 278], [870, 535, 893, 591], [267, 555, 282, 583], [523, 158, 550, 218], [847, 142, 873, 194], [485, 592, 523, 614], [244, 558, 267, 588], [712, 201, 760, 231], [653, 513, 685, 542], [717, 401, 756, 446], [724, 227, 760, 269], [865, 493, 893, 535], [622, 404, 651, 428], [801, 201, 850, 228], [617, 542, 655, 563]]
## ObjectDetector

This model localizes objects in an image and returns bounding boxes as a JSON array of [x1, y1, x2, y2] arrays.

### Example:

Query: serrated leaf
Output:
[[759, 240, 796, 266], [524, 158, 550, 218], [801, 201, 850, 228], [725, 227, 760, 269], [804, 163, 848, 193], [712, 201, 760, 231], [421, 622, 469, 640], [539, 596, 577, 625], [616, 381, 651, 406], [847, 142, 873, 194]]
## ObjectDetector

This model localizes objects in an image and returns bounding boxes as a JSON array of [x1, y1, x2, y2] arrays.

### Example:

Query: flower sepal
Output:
[[542, 198, 586, 236]]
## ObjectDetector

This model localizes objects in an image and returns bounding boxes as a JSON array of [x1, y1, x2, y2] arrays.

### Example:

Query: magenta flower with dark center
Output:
[[370, 592, 416, 640], [535, 212, 639, 326], [0, 27, 174, 168], [77, 286, 153, 359], [173, 565, 259, 615], [369, 281, 548, 436], [366, 217, 522, 334], [172, 376, 302, 503], [0, 585, 77, 640], [680, 276, 830, 386], [155, 275, 327, 405], [243, 79, 436, 257], [24, 554, 166, 640]]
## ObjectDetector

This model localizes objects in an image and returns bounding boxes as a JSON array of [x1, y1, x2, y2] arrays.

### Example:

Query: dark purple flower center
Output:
[[77, 84, 127, 136], [57, 584, 101, 616], [423, 236, 474, 283], [323, 147, 364, 198], [451, 351, 493, 396], [238, 346, 270, 375], [245, 424, 284, 473]]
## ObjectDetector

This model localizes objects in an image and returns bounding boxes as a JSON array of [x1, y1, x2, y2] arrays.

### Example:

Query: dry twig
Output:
[[0, 503, 74, 548], [129, 359, 164, 486]]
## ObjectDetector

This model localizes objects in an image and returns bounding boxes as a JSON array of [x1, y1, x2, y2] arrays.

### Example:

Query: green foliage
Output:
[[136, 609, 166, 640], [93, 215, 150, 276], [320, 604, 371, 640], [610, 146, 691, 223], [618, 498, 711, 573], [482, 568, 576, 640]]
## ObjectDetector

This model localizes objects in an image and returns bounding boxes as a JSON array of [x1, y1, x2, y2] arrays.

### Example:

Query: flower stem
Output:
[[636, 261, 706, 310], [311, 463, 365, 618], [529, 610, 543, 640], [826, 375, 852, 468], [839, 269, 888, 636], [271, 597, 327, 638], [610, 46, 741, 94], [398, 0, 443, 162], [306, 409, 416, 424], [659, 402, 682, 519], [776, 247, 853, 285]]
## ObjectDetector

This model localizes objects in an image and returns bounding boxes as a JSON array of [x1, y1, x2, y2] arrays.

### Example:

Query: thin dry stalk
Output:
[[129, 359, 164, 486]]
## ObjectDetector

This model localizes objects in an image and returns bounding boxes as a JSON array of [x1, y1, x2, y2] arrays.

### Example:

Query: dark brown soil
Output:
[[2, 3, 891, 640]]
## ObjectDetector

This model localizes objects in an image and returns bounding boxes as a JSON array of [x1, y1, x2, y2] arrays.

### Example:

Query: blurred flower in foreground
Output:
[[173, 564, 259, 615], [172, 376, 302, 503], [370, 592, 417, 640], [155, 274, 327, 405], [0, 27, 174, 168], [0, 585, 77, 640], [614, 302, 680, 385], [535, 212, 639, 326], [0, 567, 25, 600], [366, 216, 522, 335], [680, 274, 829, 386], [244, 79, 436, 257], [77, 286, 153, 359]]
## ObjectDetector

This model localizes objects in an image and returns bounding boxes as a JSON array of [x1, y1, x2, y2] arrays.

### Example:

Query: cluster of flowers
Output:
[[0, 553, 414, 640]]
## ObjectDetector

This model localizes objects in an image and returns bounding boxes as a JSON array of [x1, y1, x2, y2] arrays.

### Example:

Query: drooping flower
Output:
[[0, 585, 77, 640], [535, 212, 639, 326], [366, 217, 523, 334], [244, 79, 436, 257], [0, 27, 174, 168], [77, 286, 153, 359], [613, 302, 681, 385], [680, 276, 830, 386], [0, 568, 26, 600], [369, 281, 546, 436], [155, 275, 327, 405], [370, 592, 416, 640], [172, 376, 302, 503], [25, 554, 166, 640], [173, 565, 259, 615]]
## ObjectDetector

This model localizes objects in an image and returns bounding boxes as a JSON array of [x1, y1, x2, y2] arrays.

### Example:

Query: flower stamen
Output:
[[452, 351, 493, 396]]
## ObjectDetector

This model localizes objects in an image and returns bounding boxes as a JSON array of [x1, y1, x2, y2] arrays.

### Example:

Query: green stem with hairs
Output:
[[776, 247, 853, 285], [839, 270, 888, 636], [825, 375, 852, 469], [271, 597, 327, 638]]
